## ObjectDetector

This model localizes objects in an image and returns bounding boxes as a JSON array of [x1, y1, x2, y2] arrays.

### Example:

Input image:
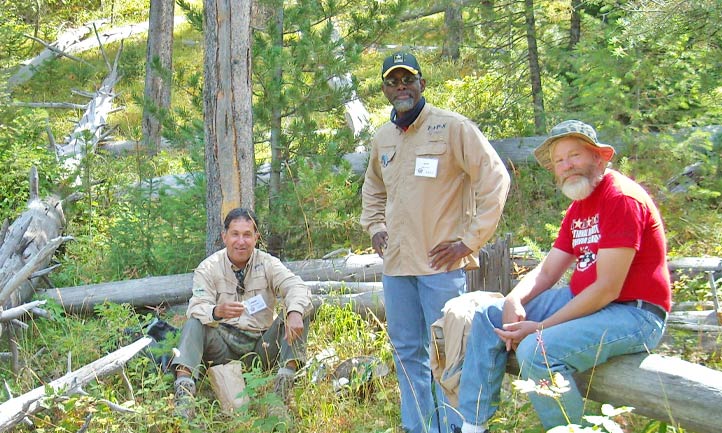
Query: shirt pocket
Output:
[[216, 275, 241, 302], [414, 141, 449, 180], [415, 141, 448, 157]]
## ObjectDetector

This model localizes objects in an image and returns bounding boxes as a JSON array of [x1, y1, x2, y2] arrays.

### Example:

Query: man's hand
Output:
[[502, 296, 526, 325], [284, 311, 305, 344], [372, 231, 389, 257], [497, 296, 527, 351], [494, 320, 540, 352], [428, 240, 472, 271], [213, 301, 246, 319]]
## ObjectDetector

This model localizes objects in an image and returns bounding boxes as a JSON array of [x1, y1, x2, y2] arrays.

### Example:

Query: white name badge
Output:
[[243, 294, 267, 315], [415, 157, 438, 178]]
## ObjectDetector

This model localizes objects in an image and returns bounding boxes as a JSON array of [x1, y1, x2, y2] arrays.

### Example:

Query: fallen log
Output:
[[39, 254, 385, 313], [38, 273, 195, 314], [40, 249, 722, 314], [38, 275, 382, 315], [0, 336, 152, 432], [506, 352, 722, 433], [0, 168, 68, 309], [5, 20, 104, 90], [6, 17, 186, 92], [56, 44, 123, 177]]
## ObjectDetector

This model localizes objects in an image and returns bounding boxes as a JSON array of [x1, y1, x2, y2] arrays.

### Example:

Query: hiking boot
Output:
[[273, 370, 295, 404], [174, 376, 196, 420]]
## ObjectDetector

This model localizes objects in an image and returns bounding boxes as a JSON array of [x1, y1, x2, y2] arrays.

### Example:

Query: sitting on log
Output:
[[455, 121, 673, 433]]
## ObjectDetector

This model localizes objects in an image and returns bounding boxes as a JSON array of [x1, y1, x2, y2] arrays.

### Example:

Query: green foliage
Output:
[[0, 107, 62, 221], [105, 172, 206, 279], [499, 163, 567, 250], [0, 1, 34, 68], [2, 1, 722, 429], [620, 129, 722, 258], [257, 143, 367, 260], [560, 1, 722, 132], [425, 68, 536, 140], [2, 301, 402, 433]]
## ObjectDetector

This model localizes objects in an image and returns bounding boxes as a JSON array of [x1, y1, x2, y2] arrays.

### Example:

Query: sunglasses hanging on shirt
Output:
[[234, 269, 245, 296]]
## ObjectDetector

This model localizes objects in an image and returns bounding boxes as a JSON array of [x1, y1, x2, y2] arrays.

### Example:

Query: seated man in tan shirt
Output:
[[171, 207, 312, 420]]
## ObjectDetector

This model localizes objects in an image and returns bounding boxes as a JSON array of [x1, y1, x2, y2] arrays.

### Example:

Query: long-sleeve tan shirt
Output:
[[360, 103, 510, 276], [187, 248, 312, 332]]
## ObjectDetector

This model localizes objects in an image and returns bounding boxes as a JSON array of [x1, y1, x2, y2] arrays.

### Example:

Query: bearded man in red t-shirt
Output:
[[455, 120, 671, 433]]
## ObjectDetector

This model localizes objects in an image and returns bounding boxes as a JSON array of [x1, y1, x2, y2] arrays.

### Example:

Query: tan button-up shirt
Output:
[[187, 248, 312, 332], [361, 103, 509, 276]]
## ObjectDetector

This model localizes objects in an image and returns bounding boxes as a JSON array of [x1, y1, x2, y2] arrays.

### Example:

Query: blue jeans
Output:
[[458, 287, 666, 430], [384, 271, 466, 433]]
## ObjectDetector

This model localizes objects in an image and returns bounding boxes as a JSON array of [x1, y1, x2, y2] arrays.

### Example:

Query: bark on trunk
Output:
[[204, 0, 255, 255], [0, 168, 68, 309], [442, 2, 462, 60], [56, 47, 123, 179], [524, 0, 546, 133], [142, 0, 175, 156]]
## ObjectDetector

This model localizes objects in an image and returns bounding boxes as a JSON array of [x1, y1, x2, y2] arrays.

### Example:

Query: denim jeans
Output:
[[457, 287, 666, 430], [384, 270, 466, 433]]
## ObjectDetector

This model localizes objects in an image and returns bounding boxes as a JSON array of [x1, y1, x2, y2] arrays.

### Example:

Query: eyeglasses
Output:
[[234, 268, 245, 296], [382, 75, 419, 87]]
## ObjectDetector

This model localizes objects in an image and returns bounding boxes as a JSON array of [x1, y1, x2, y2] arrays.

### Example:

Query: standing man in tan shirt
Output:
[[171, 208, 312, 420], [361, 51, 510, 433]]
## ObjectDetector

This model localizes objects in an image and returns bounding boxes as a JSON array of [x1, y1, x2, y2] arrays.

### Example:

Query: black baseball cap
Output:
[[381, 52, 422, 79]]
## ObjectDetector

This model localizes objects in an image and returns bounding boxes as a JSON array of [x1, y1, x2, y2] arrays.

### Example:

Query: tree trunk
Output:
[[267, 2, 285, 258], [0, 337, 152, 432], [0, 168, 68, 309], [142, 0, 175, 156], [523, 0, 545, 134], [569, 0, 581, 49], [56, 47, 122, 179], [442, 2, 463, 60], [204, 0, 255, 255]]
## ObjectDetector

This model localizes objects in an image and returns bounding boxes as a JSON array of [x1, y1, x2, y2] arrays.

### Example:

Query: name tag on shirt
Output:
[[415, 157, 438, 178], [243, 295, 267, 315]]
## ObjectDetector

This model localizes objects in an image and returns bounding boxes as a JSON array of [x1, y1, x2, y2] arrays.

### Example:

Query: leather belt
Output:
[[615, 300, 667, 321]]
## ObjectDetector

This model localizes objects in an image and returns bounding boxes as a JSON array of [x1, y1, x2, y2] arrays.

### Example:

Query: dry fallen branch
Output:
[[0, 336, 152, 432]]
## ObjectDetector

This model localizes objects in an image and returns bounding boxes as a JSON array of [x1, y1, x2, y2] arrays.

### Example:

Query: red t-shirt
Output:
[[553, 170, 671, 311]]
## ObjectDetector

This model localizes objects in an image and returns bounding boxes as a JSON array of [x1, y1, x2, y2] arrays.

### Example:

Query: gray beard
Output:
[[561, 176, 595, 200], [392, 98, 415, 113]]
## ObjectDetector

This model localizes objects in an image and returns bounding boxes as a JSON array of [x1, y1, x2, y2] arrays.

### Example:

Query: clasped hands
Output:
[[496, 297, 542, 352]]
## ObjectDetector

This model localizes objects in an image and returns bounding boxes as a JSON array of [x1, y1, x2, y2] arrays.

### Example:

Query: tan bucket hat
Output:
[[534, 120, 615, 170]]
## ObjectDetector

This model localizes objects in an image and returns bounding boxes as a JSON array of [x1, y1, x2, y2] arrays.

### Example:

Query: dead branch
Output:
[[10, 102, 86, 110], [0, 300, 47, 323], [0, 336, 152, 432], [21, 33, 91, 65], [0, 236, 73, 306]]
